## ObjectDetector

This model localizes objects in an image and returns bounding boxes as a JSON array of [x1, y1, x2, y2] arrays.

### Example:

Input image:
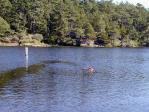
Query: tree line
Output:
[[0, 0, 149, 46]]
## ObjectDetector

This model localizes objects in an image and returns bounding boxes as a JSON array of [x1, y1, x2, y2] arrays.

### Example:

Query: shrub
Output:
[[0, 17, 10, 36]]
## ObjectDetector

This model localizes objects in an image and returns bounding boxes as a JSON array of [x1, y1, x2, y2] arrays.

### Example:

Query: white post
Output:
[[25, 47, 29, 71]]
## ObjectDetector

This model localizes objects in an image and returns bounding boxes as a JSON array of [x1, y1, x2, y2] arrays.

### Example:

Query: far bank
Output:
[[0, 33, 146, 48]]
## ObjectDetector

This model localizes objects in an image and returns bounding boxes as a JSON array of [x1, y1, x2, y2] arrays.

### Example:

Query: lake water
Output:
[[0, 47, 149, 112]]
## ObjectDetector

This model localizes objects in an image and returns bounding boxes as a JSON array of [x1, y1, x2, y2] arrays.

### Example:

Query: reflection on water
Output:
[[0, 47, 149, 112], [42, 60, 78, 66], [0, 64, 45, 87]]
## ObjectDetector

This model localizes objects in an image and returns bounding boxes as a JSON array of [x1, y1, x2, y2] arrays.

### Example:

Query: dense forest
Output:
[[0, 0, 149, 47]]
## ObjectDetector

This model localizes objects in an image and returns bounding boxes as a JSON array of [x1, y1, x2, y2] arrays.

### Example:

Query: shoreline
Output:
[[0, 44, 145, 48], [0, 34, 144, 48]]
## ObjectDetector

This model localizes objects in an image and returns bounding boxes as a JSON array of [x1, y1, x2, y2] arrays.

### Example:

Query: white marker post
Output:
[[25, 47, 29, 71]]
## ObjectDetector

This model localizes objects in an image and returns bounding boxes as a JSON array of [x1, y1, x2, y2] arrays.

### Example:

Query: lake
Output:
[[0, 47, 149, 112]]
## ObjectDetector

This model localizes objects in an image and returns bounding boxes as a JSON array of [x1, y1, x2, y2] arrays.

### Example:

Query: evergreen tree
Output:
[[0, 0, 149, 46]]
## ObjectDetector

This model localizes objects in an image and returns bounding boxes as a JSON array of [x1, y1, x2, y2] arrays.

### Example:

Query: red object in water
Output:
[[87, 66, 95, 73], [82, 66, 95, 73]]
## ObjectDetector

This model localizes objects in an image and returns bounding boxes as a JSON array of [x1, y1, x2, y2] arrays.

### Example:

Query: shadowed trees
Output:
[[0, 0, 149, 46]]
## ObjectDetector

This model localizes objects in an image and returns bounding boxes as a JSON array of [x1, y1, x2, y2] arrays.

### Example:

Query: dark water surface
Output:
[[0, 47, 149, 112]]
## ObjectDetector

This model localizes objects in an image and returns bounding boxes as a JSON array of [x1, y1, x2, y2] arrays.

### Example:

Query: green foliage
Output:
[[0, 0, 149, 46], [0, 0, 12, 17], [84, 23, 95, 38], [0, 17, 10, 36], [48, 35, 57, 44]]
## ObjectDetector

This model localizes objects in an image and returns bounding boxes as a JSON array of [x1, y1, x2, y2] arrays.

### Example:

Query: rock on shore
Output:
[[0, 34, 50, 47]]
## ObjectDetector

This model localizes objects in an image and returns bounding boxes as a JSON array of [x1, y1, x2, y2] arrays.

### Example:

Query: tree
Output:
[[0, 0, 149, 46], [84, 23, 95, 38], [0, 0, 12, 18], [0, 17, 10, 36]]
